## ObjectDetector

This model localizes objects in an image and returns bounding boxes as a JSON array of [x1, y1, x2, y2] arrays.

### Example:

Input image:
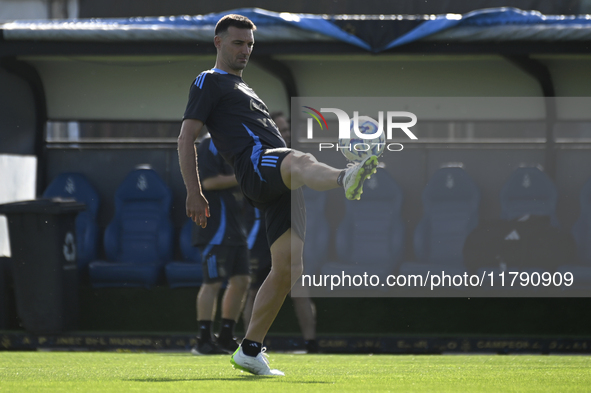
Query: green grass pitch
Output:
[[1, 352, 590, 392]]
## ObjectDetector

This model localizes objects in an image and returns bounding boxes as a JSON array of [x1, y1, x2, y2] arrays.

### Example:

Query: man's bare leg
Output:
[[217, 274, 250, 352], [197, 282, 222, 322], [281, 150, 341, 191], [221, 275, 250, 321], [291, 296, 316, 342], [244, 287, 316, 349], [242, 288, 257, 330], [242, 229, 303, 343], [193, 282, 223, 354], [280, 150, 378, 201]]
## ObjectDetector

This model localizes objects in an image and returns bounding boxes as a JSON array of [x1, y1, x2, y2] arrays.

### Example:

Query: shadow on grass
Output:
[[126, 376, 330, 383]]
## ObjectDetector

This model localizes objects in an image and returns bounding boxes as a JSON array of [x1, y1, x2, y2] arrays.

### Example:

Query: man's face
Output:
[[215, 26, 254, 72]]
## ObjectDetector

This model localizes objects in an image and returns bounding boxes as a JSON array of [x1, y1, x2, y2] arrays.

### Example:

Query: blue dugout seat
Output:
[[165, 219, 204, 288], [42, 172, 100, 274], [500, 166, 559, 226], [88, 169, 173, 288], [399, 167, 480, 277], [321, 169, 405, 278]]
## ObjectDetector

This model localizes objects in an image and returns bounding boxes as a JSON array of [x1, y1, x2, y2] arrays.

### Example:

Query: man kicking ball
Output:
[[178, 14, 377, 376]]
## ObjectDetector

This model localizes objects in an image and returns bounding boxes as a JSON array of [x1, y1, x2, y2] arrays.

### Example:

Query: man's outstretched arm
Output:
[[178, 118, 210, 228]]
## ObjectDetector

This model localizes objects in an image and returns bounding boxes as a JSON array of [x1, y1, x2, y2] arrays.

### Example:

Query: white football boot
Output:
[[343, 155, 379, 200], [230, 347, 285, 376]]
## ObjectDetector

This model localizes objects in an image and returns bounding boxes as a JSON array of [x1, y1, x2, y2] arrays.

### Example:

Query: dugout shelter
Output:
[[1, 7, 591, 331]]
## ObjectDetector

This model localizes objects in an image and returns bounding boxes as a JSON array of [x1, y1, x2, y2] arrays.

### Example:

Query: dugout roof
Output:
[[1, 7, 591, 56]]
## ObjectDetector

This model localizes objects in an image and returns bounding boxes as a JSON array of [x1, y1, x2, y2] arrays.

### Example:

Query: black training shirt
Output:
[[183, 68, 286, 173]]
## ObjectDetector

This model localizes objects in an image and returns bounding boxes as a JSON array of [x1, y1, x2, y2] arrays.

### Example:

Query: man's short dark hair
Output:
[[215, 14, 257, 35]]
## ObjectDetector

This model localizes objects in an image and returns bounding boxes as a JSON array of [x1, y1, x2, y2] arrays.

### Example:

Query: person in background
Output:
[[191, 135, 251, 355]]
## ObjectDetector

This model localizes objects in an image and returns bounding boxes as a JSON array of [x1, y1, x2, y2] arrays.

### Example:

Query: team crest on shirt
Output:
[[249, 98, 270, 116]]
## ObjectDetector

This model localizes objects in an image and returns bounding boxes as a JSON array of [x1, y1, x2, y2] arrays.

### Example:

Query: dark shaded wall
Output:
[[0, 69, 37, 155]]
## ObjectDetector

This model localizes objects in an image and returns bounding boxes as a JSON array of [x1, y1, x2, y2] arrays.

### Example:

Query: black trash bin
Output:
[[0, 199, 85, 334]]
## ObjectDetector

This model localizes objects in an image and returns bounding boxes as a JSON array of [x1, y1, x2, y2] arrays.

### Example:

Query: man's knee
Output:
[[269, 249, 292, 286], [281, 150, 316, 189], [199, 282, 222, 296], [228, 274, 251, 290], [269, 229, 303, 281], [270, 253, 303, 289], [290, 151, 317, 173]]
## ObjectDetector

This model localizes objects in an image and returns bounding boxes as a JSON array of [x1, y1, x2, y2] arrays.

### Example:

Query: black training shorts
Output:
[[200, 245, 250, 284], [236, 148, 306, 247]]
